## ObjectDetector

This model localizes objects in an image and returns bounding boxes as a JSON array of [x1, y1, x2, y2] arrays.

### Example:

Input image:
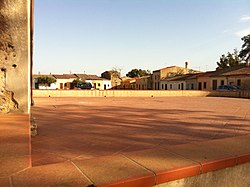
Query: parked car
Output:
[[76, 82, 92, 90], [216, 85, 240, 91]]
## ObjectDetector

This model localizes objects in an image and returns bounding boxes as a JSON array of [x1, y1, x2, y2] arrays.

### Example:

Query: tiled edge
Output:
[[106, 175, 155, 187], [237, 153, 250, 165], [155, 165, 201, 184], [201, 157, 237, 173], [100, 144, 250, 186]]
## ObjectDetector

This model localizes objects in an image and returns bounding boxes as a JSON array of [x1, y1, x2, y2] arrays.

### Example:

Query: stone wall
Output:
[[0, 0, 31, 113]]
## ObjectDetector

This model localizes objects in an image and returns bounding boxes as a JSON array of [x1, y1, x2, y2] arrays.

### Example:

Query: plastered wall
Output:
[[0, 0, 31, 113]]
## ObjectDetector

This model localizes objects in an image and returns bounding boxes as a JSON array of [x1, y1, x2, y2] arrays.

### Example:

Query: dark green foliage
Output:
[[239, 34, 250, 60], [37, 76, 56, 86], [126, 69, 151, 78], [72, 78, 85, 87], [217, 49, 242, 68]]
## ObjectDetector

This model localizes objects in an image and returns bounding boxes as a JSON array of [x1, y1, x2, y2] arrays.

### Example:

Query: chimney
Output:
[[185, 62, 188, 69]]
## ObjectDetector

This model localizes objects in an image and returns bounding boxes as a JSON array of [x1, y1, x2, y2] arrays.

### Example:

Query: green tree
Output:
[[239, 34, 250, 60], [126, 69, 151, 78], [217, 49, 241, 68], [72, 78, 85, 87], [37, 76, 56, 86]]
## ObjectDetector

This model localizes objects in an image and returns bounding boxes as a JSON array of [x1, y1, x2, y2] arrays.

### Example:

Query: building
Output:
[[119, 77, 136, 89], [32, 74, 57, 89], [75, 74, 111, 90], [152, 63, 200, 90], [52, 74, 78, 90], [33, 73, 111, 90], [101, 71, 122, 89], [196, 64, 250, 90], [186, 73, 203, 90], [160, 74, 196, 90], [135, 75, 152, 90]]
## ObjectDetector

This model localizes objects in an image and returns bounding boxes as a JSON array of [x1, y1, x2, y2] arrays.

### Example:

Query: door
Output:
[[198, 82, 202, 90], [212, 80, 217, 90]]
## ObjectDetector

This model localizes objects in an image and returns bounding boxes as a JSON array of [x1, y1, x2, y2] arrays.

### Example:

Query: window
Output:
[[170, 84, 172, 89], [178, 84, 180, 89], [98, 83, 100, 86], [237, 79, 241, 87], [221, 80, 224, 86], [162, 84, 164, 89], [203, 82, 207, 89], [165, 84, 167, 90]]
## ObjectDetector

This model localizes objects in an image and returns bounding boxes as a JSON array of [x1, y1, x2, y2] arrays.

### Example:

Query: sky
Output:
[[34, 0, 250, 76]]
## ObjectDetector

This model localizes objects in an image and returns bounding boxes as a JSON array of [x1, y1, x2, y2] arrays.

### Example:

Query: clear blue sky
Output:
[[34, 0, 250, 76]]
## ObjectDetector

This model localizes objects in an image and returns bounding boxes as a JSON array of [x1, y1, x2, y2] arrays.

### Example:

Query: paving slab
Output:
[[124, 148, 200, 185], [162, 141, 239, 173], [73, 155, 155, 187], [0, 114, 30, 177], [0, 177, 10, 187], [12, 161, 92, 187]]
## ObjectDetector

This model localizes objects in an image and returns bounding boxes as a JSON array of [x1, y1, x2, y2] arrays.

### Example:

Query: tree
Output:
[[72, 78, 85, 87], [37, 76, 56, 86], [111, 67, 122, 79], [239, 34, 250, 60], [217, 49, 242, 68], [126, 69, 151, 78]]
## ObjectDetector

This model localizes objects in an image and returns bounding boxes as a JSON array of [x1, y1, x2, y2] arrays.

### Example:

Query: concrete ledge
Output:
[[33, 90, 250, 99]]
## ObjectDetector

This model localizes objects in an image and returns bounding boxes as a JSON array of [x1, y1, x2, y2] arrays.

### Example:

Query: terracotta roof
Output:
[[186, 73, 204, 80], [32, 74, 54, 79], [198, 65, 246, 77], [52, 74, 78, 79], [75, 74, 102, 80], [153, 66, 201, 73], [222, 66, 250, 76]]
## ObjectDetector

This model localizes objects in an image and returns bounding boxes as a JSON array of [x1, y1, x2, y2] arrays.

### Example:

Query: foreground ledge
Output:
[[8, 134, 250, 187]]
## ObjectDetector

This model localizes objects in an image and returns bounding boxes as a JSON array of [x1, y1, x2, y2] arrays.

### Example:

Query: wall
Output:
[[228, 76, 250, 90], [197, 77, 211, 90], [160, 81, 186, 90], [152, 71, 160, 90], [154, 162, 250, 187], [33, 90, 250, 99], [0, 0, 31, 113], [186, 79, 197, 90], [55, 78, 75, 90]]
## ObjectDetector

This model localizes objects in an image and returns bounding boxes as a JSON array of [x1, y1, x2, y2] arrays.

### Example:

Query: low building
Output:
[[101, 71, 122, 89], [186, 73, 203, 90], [53, 74, 78, 89], [160, 74, 195, 90], [196, 64, 250, 90], [33, 73, 111, 90], [119, 77, 136, 90], [135, 75, 152, 90], [32, 74, 58, 90], [152, 63, 200, 90]]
